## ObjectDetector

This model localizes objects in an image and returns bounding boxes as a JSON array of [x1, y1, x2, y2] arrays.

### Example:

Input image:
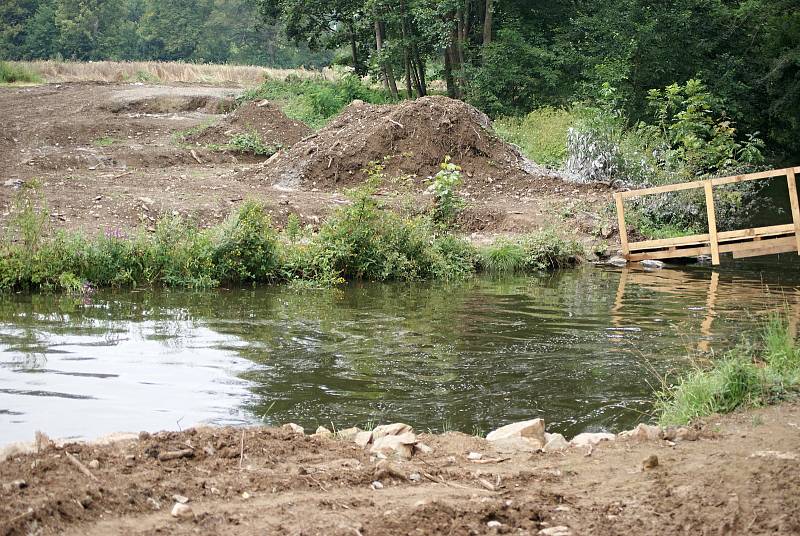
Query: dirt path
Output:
[[0, 82, 614, 250], [1, 402, 799, 535]]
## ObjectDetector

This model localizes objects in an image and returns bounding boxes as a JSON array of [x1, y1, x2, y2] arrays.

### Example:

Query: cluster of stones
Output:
[[484, 418, 698, 453], [282, 422, 432, 460]]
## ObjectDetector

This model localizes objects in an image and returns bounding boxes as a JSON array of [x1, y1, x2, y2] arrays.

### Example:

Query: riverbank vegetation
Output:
[[0, 179, 582, 293], [656, 315, 800, 426], [0, 60, 39, 83]]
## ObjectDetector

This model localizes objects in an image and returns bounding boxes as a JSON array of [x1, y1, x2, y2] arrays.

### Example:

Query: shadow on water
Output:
[[1, 257, 799, 443]]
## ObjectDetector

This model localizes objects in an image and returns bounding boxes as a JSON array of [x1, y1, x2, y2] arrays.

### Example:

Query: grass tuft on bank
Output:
[[0, 61, 41, 84], [0, 182, 582, 293], [656, 315, 800, 426]]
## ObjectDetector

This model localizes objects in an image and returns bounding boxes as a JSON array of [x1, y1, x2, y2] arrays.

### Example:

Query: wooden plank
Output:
[[619, 179, 706, 199], [721, 235, 797, 255], [704, 181, 720, 265], [614, 193, 630, 257], [627, 224, 796, 252], [711, 167, 793, 187], [628, 245, 711, 262], [629, 232, 711, 252], [732, 241, 798, 259], [717, 223, 795, 241], [787, 168, 800, 255]]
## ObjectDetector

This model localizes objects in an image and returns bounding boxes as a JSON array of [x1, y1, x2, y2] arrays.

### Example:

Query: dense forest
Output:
[[0, 0, 331, 67], [1, 0, 798, 163]]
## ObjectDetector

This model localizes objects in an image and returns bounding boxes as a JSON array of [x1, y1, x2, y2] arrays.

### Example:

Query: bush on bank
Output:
[[656, 315, 800, 426], [0, 185, 583, 293]]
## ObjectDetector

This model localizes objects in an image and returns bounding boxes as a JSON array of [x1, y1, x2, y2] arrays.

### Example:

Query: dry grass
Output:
[[7, 60, 336, 87]]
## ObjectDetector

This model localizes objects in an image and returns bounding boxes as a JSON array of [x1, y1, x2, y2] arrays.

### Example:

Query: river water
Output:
[[1, 259, 799, 444]]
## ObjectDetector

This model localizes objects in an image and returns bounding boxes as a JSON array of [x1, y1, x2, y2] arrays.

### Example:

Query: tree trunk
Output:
[[443, 48, 456, 98], [483, 0, 493, 46], [404, 49, 413, 98], [375, 20, 398, 99], [412, 44, 427, 96], [349, 23, 362, 75]]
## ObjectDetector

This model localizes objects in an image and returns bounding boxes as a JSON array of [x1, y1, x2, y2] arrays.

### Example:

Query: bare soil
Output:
[[0, 83, 614, 249], [184, 100, 312, 149], [2, 402, 799, 535]]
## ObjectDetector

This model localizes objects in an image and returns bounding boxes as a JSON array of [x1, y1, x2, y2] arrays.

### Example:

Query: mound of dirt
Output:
[[186, 100, 312, 149], [252, 96, 554, 191]]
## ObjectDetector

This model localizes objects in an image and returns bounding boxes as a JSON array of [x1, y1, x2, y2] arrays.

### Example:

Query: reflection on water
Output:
[[1, 258, 799, 443]]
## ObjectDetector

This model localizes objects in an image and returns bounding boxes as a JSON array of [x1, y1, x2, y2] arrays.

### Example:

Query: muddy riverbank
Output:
[[2, 402, 800, 535]]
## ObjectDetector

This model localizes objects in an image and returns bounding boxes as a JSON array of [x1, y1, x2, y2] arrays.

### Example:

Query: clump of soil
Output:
[[253, 95, 554, 191], [186, 100, 312, 149]]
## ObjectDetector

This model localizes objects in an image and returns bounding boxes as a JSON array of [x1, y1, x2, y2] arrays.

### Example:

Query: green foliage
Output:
[[226, 131, 275, 156], [479, 232, 584, 274], [285, 213, 302, 243], [642, 79, 765, 177], [426, 157, 464, 226], [0, 60, 40, 83], [656, 316, 800, 426], [494, 107, 573, 168], [241, 74, 392, 129]]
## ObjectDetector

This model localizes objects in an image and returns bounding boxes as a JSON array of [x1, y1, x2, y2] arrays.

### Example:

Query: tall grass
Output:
[[494, 107, 575, 168], [0, 61, 41, 84], [6, 60, 334, 87], [656, 315, 800, 426], [479, 232, 583, 273], [241, 74, 393, 129], [0, 183, 583, 292]]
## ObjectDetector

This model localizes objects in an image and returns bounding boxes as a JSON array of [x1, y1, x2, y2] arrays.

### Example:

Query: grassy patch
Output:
[[93, 136, 120, 147], [241, 74, 393, 129], [479, 232, 584, 273], [225, 131, 276, 156], [494, 107, 575, 168], [0, 61, 41, 84], [0, 182, 583, 293], [655, 315, 800, 426]]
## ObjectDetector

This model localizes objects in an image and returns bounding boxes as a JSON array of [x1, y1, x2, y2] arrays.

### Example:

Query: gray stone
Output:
[[371, 423, 413, 440], [607, 256, 628, 267], [486, 418, 545, 448], [171, 502, 193, 519], [312, 426, 333, 438], [570, 432, 615, 447], [543, 433, 569, 453], [282, 423, 304, 435], [354, 431, 373, 448], [619, 423, 663, 441], [336, 427, 362, 441], [370, 433, 416, 460]]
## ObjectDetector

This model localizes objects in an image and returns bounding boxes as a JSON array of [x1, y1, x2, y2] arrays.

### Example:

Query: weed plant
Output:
[[655, 315, 800, 426], [479, 232, 583, 273], [226, 131, 275, 156]]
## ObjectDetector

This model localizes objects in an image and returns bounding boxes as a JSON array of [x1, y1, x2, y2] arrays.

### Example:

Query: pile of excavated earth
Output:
[[5, 404, 800, 535], [251, 95, 562, 193], [184, 100, 312, 150]]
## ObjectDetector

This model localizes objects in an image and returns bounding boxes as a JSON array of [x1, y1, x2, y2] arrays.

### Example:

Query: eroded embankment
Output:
[[2, 404, 799, 536]]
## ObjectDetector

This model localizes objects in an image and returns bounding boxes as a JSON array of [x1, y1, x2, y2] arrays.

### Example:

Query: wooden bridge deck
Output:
[[614, 166, 800, 265]]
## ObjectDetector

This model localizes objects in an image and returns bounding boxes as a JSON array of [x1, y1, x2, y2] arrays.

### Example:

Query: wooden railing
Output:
[[614, 166, 800, 265]]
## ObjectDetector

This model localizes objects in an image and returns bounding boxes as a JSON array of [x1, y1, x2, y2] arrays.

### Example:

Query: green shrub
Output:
[[211, 201, 279, 284], [479, 231, 584, 273], [494, 107, 574, 168], [0, 61, 41, 84], [241, 74, 392, 129]]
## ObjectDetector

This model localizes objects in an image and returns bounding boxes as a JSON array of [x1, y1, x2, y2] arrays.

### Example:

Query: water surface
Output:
[[1, 259, 799, 443]]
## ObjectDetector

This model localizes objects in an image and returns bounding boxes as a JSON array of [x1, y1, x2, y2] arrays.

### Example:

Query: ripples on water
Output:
[[1, 258, 799, 443]]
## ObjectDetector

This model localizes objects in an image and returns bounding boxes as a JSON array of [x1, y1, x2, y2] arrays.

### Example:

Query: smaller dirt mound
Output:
[[186, 100, 312, 149], [253, 96, 553, 192], [107, 95, 236, 114]]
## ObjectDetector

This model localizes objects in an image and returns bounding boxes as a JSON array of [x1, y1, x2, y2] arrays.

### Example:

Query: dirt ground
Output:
[[1, 402, 799, 535], [0, 82, 614, 249]]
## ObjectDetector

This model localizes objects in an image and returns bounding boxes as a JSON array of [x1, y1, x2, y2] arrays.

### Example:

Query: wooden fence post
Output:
[[704, 181, 720, 265], [787, 168, 800, 255], [614, 193, 629, 259]]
